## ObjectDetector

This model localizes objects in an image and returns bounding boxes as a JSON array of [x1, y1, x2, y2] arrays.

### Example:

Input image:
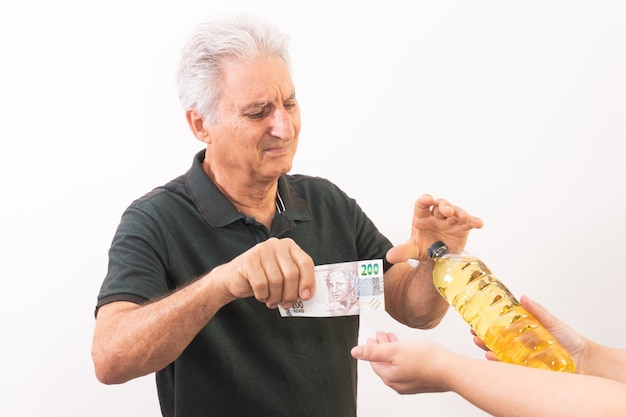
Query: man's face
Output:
[[203, 56, 301, 184]]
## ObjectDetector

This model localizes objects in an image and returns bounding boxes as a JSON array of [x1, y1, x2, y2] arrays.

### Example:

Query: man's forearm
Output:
[[384, 261, 449, 328], [92, 267, 233, 384]]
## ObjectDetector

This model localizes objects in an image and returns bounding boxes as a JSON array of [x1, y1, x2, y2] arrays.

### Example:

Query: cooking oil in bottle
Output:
[[428, 241, 575, 372]]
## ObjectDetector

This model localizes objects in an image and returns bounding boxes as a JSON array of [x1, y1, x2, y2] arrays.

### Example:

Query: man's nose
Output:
[[269, 107, 295, 139]]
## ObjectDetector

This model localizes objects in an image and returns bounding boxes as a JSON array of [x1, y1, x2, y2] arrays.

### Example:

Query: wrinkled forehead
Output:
[[218, 56, 295, 103]]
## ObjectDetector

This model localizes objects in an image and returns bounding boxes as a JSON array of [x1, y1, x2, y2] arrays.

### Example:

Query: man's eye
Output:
[[247, 107, 269, 119], [284, 101, 297, 110]]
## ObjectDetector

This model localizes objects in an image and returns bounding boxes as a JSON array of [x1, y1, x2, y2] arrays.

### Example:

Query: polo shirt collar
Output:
[[276, 173, 311, 222], [185, 150, 311, 228]]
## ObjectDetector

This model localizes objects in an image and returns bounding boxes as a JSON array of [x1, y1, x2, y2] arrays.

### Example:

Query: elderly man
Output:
[[91, 13, 483, 417]]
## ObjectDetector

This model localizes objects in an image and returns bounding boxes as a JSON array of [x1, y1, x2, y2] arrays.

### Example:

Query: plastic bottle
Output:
[[428, 241, 575, 372]]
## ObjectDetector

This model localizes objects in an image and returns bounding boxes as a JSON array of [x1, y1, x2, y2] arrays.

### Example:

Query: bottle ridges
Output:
[[433, 254, 575, 372]]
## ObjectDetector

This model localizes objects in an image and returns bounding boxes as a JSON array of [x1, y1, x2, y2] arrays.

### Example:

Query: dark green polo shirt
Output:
[[97, 150, 393, 417]]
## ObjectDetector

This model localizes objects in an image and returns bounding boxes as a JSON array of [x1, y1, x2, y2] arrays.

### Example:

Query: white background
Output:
[[1, 1, 625, 416]]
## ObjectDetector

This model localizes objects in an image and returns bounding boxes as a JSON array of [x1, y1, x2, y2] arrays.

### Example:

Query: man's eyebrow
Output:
[[242, 100, 270, 112], [242, 92, 296, 113]]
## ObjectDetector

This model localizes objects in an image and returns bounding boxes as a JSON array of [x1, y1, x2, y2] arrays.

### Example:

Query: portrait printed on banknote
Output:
[[325, 268, 359, 316]]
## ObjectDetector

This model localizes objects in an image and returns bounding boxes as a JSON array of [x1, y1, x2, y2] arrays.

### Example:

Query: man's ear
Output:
[[186, 109, 211, 144]]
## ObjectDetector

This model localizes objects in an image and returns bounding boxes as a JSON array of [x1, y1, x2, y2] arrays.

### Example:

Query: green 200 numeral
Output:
[[360, 263, 379, 276]]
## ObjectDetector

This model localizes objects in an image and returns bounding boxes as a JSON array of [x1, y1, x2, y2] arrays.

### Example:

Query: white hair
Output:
[[176, 14, 292, 123]]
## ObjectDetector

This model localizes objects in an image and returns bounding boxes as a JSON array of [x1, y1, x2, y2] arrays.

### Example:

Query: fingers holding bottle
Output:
[[521, 295, 585, 367]]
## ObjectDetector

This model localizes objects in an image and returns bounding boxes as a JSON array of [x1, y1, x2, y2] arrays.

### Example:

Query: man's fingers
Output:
[[288, 243, 315, 301], [248, 238, 314, 309]]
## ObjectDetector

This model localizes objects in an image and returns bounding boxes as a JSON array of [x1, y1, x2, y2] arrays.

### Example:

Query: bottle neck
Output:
[[427, 241, 449, 259]]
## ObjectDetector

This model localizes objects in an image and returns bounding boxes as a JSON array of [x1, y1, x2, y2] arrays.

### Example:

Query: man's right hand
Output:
[[219, 237, 316, 309]]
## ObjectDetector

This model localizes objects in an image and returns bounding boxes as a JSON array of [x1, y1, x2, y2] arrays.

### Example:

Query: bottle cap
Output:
[[427, 241, 449, 259]]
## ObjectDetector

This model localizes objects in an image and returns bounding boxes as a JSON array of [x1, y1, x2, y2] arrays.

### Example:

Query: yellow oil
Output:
[[433, 253, 575, 372]]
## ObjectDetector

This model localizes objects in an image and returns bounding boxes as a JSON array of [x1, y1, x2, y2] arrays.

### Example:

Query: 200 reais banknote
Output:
[[278, 259, 384, 317]]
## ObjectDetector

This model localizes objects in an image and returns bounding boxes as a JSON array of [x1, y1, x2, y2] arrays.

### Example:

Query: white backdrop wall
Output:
[[1, 1, 625, 416]]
